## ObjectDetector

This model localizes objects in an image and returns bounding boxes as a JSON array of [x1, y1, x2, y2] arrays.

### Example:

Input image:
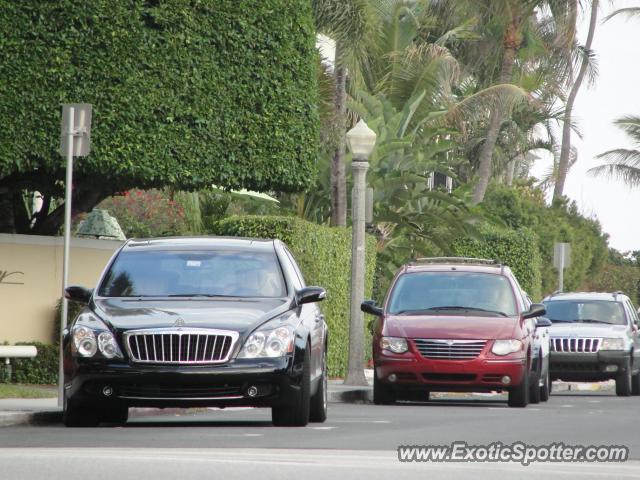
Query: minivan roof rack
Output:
[[410, 257, 501, 267]]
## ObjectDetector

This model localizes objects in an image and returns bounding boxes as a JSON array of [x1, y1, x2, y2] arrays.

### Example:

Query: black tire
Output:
[[101, 405, 129, 425], [272, 347, 310, 427], [632, 365, 640, 396], [63, 395, 99, 427], [508, 366, 530, 408], [309, 348, 328, 423], [616, 357, 632, 397], [540, 368, 551, 402], [373, 372, 396, 405], [399, 390, 430, 402], [529, 365, 541, 404]]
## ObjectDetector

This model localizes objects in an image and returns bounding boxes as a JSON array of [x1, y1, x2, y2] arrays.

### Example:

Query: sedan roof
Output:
[[123, 236, 276, 252]]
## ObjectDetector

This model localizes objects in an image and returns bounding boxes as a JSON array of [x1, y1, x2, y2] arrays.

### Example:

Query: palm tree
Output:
[[553, 0, 599, 201], [588, 116, 640, 186]]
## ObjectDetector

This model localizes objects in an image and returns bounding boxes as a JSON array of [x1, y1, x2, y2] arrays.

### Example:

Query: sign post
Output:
[[553, 242, 571, 292], [58, 103, 92, 406]]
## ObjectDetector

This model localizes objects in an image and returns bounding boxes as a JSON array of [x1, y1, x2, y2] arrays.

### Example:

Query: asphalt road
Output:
[[2, 391, 640, 479]]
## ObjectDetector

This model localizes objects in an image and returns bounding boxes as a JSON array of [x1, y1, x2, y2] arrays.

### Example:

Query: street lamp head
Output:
[[346, 119, 377, 161]]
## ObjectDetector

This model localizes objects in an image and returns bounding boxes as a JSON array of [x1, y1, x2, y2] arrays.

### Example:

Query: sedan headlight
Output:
[[237, 317, 296, 359], [491, 339, 523, 356], [71, 316, 123, 359], [600, 338, 627, 351], [380, 337, 408, 354]]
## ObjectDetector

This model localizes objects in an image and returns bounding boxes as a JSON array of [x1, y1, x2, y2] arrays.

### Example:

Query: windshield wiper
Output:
[[166, 294, 240, 298], [580, 319, 613, 325], [396, 306, 508, 317]]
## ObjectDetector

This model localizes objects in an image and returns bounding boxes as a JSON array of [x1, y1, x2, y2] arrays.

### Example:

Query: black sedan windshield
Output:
[[543, 300, 626, 325], [99, 249, 286, 298], [387, 272, 517, 316]]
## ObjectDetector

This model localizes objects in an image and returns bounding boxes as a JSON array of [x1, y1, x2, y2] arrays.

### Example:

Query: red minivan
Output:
[[361, 257, 548, 408]]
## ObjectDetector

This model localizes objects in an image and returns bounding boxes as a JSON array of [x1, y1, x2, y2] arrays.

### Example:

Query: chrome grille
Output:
[[123, 329, 239, 364], [413, 339, 486, 360], [550, 337, 601, 353]]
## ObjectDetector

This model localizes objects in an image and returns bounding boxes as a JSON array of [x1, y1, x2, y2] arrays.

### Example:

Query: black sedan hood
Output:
[[92, 297, 292, 335]]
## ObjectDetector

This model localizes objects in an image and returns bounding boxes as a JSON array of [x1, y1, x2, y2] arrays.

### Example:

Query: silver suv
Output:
[[542, 292, 640, 396]]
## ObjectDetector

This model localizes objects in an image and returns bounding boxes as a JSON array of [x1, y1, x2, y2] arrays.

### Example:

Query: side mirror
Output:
[[361, 300, 383, 316], [523, 303, 546, 320], [64, 286, 93, 304], [535, 317, 552, 328], [296, 286, 326, 305]]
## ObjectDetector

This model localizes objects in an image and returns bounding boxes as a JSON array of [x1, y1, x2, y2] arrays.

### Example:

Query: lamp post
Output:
[[344, 119, 376, 386]]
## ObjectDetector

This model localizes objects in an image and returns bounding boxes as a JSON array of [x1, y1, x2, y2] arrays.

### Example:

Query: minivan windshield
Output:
[[98, 249, 286, 298], [542, 300, 627, 325], [387, 272, 517, 316]]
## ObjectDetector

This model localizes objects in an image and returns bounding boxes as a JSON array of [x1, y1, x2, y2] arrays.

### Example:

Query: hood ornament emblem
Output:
[[174, 317, 186, 328], [446, 340, 455, 346]]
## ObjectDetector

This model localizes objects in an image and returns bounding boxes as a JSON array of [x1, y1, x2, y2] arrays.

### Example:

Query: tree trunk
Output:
[[505, 157, 517, 186], [0, 188, 16, 233], [553, 0, 599, 201], [330, 44, 347, 227], [31, 189, 106, 236], [471, 25, 519, 205]]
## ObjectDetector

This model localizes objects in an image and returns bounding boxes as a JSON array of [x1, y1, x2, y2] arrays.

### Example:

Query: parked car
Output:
[[542, 291, 640, 396], [361, 257, 549, 408], [62, 237, 328, 427]]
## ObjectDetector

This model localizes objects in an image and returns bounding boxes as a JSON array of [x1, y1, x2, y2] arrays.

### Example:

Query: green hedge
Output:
[[0, 342, 59, 385], [452, 226, 542, 301], [213, 215, 377, 377]]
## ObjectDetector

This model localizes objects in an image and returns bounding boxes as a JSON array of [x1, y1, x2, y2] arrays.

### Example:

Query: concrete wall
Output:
[[0, 234, 122, 344]]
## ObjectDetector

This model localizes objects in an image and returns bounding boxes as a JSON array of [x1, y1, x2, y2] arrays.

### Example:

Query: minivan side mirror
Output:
[[296, 286, 326, 305], [523, 303, 546, 320], [361, 300, 383, 316], [535, 317, 552, 328], [64, 286, 93, 304]]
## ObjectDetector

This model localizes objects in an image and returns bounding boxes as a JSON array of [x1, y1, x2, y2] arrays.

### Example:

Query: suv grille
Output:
[[413, 339, 486, 360], [124, 329, 239, 364], [550, 337, 601, 353]]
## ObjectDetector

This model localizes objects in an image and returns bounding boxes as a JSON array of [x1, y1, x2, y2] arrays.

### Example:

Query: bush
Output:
[[0, 342, 60, 385], [586, 264, 640, 305], [212, 215, 377, 377], [452, 226, 543, 301]]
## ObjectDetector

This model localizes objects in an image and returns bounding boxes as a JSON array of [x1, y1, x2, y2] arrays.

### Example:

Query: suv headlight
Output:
[[601, 338, 627, 351], [381, 337, 408, 354], [237, 316, 296, 359], [71, 315, 123, 359], [491, 339, 523, 356]]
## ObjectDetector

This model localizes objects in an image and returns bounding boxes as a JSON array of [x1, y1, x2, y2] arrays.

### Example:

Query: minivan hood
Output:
[[548, 322, 628, 338], [92, 297, 291, 335], [384, 315, 519, 340]]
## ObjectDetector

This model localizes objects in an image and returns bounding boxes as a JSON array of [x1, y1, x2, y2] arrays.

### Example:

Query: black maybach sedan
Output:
[[63, 237, 328, 427]]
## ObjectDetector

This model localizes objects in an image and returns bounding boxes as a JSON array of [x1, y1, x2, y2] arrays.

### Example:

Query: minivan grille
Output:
[[124, 329, 239, 364], [550, 337, 601, 353], [413, 339, 486, 360]]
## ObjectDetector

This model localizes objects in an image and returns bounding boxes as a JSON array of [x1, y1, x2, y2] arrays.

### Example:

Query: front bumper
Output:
[[64, 356, 300, 408], [549, 350, 629, 381], [375, 351, 527, 392]]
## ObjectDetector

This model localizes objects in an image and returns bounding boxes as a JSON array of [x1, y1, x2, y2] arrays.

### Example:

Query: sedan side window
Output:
[[283, 248, 305, 289]]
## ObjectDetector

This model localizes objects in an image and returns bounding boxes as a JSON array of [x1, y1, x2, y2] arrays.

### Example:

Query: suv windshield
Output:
[[387, 272, 517, 316], [98, 249, 286, 298], [543, 300, 627, 325]]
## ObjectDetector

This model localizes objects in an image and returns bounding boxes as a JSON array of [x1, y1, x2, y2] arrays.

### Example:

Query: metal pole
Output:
[[58, 106, 75, 407], [558, 258, 564, 293], [344, 159, 369, 386]]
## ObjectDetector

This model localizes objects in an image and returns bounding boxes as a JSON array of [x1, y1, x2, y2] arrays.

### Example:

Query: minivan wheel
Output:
[[508, 367, 530, 408], [529, 361, 541, 404], [540, 369, 551, 402], [309, 349, 328, 423], [632, 369, 640, 396], [373, 372, 396, 405], [272, 347, 310, 427], [616, 357, 632, 397]]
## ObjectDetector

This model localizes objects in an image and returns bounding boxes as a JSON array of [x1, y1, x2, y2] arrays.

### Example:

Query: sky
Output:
[[530, 0, 640, 253]]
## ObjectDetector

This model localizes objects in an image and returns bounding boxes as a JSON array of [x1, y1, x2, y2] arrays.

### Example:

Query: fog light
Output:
[[501, 376, 511, 385], [102, 386, 113, 397], [388, 374, 397, 383], [246, 385, 258, 397], [605, 365, 619, 372]]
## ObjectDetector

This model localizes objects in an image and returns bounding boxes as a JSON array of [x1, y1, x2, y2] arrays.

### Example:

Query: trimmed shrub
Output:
[[212, 216, 377, 377], [0, 342, 60, 385], [453, 226, 543, 301]]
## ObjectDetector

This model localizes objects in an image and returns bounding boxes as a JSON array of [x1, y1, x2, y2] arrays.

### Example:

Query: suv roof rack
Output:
[[410, 257, 501, 267]]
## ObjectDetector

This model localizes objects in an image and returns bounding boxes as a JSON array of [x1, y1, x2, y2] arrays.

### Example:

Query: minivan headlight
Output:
[[601, 338, 626, 351], [381, 337, 408, 354], [491, 339, 522, 356], [237, 317, 296, 359]]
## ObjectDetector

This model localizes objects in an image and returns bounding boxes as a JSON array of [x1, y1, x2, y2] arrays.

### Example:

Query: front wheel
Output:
[[63, 395, 99, 428], [616, 357, 632, 397], [539, 368, 551, 402], [101, 405, 129, 425], [272, 347, 310, 427], [373, 372, 396, 405], [309, 348, 328, 423], [508, 367, 530, 408], [632, 368, 640, 396]]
